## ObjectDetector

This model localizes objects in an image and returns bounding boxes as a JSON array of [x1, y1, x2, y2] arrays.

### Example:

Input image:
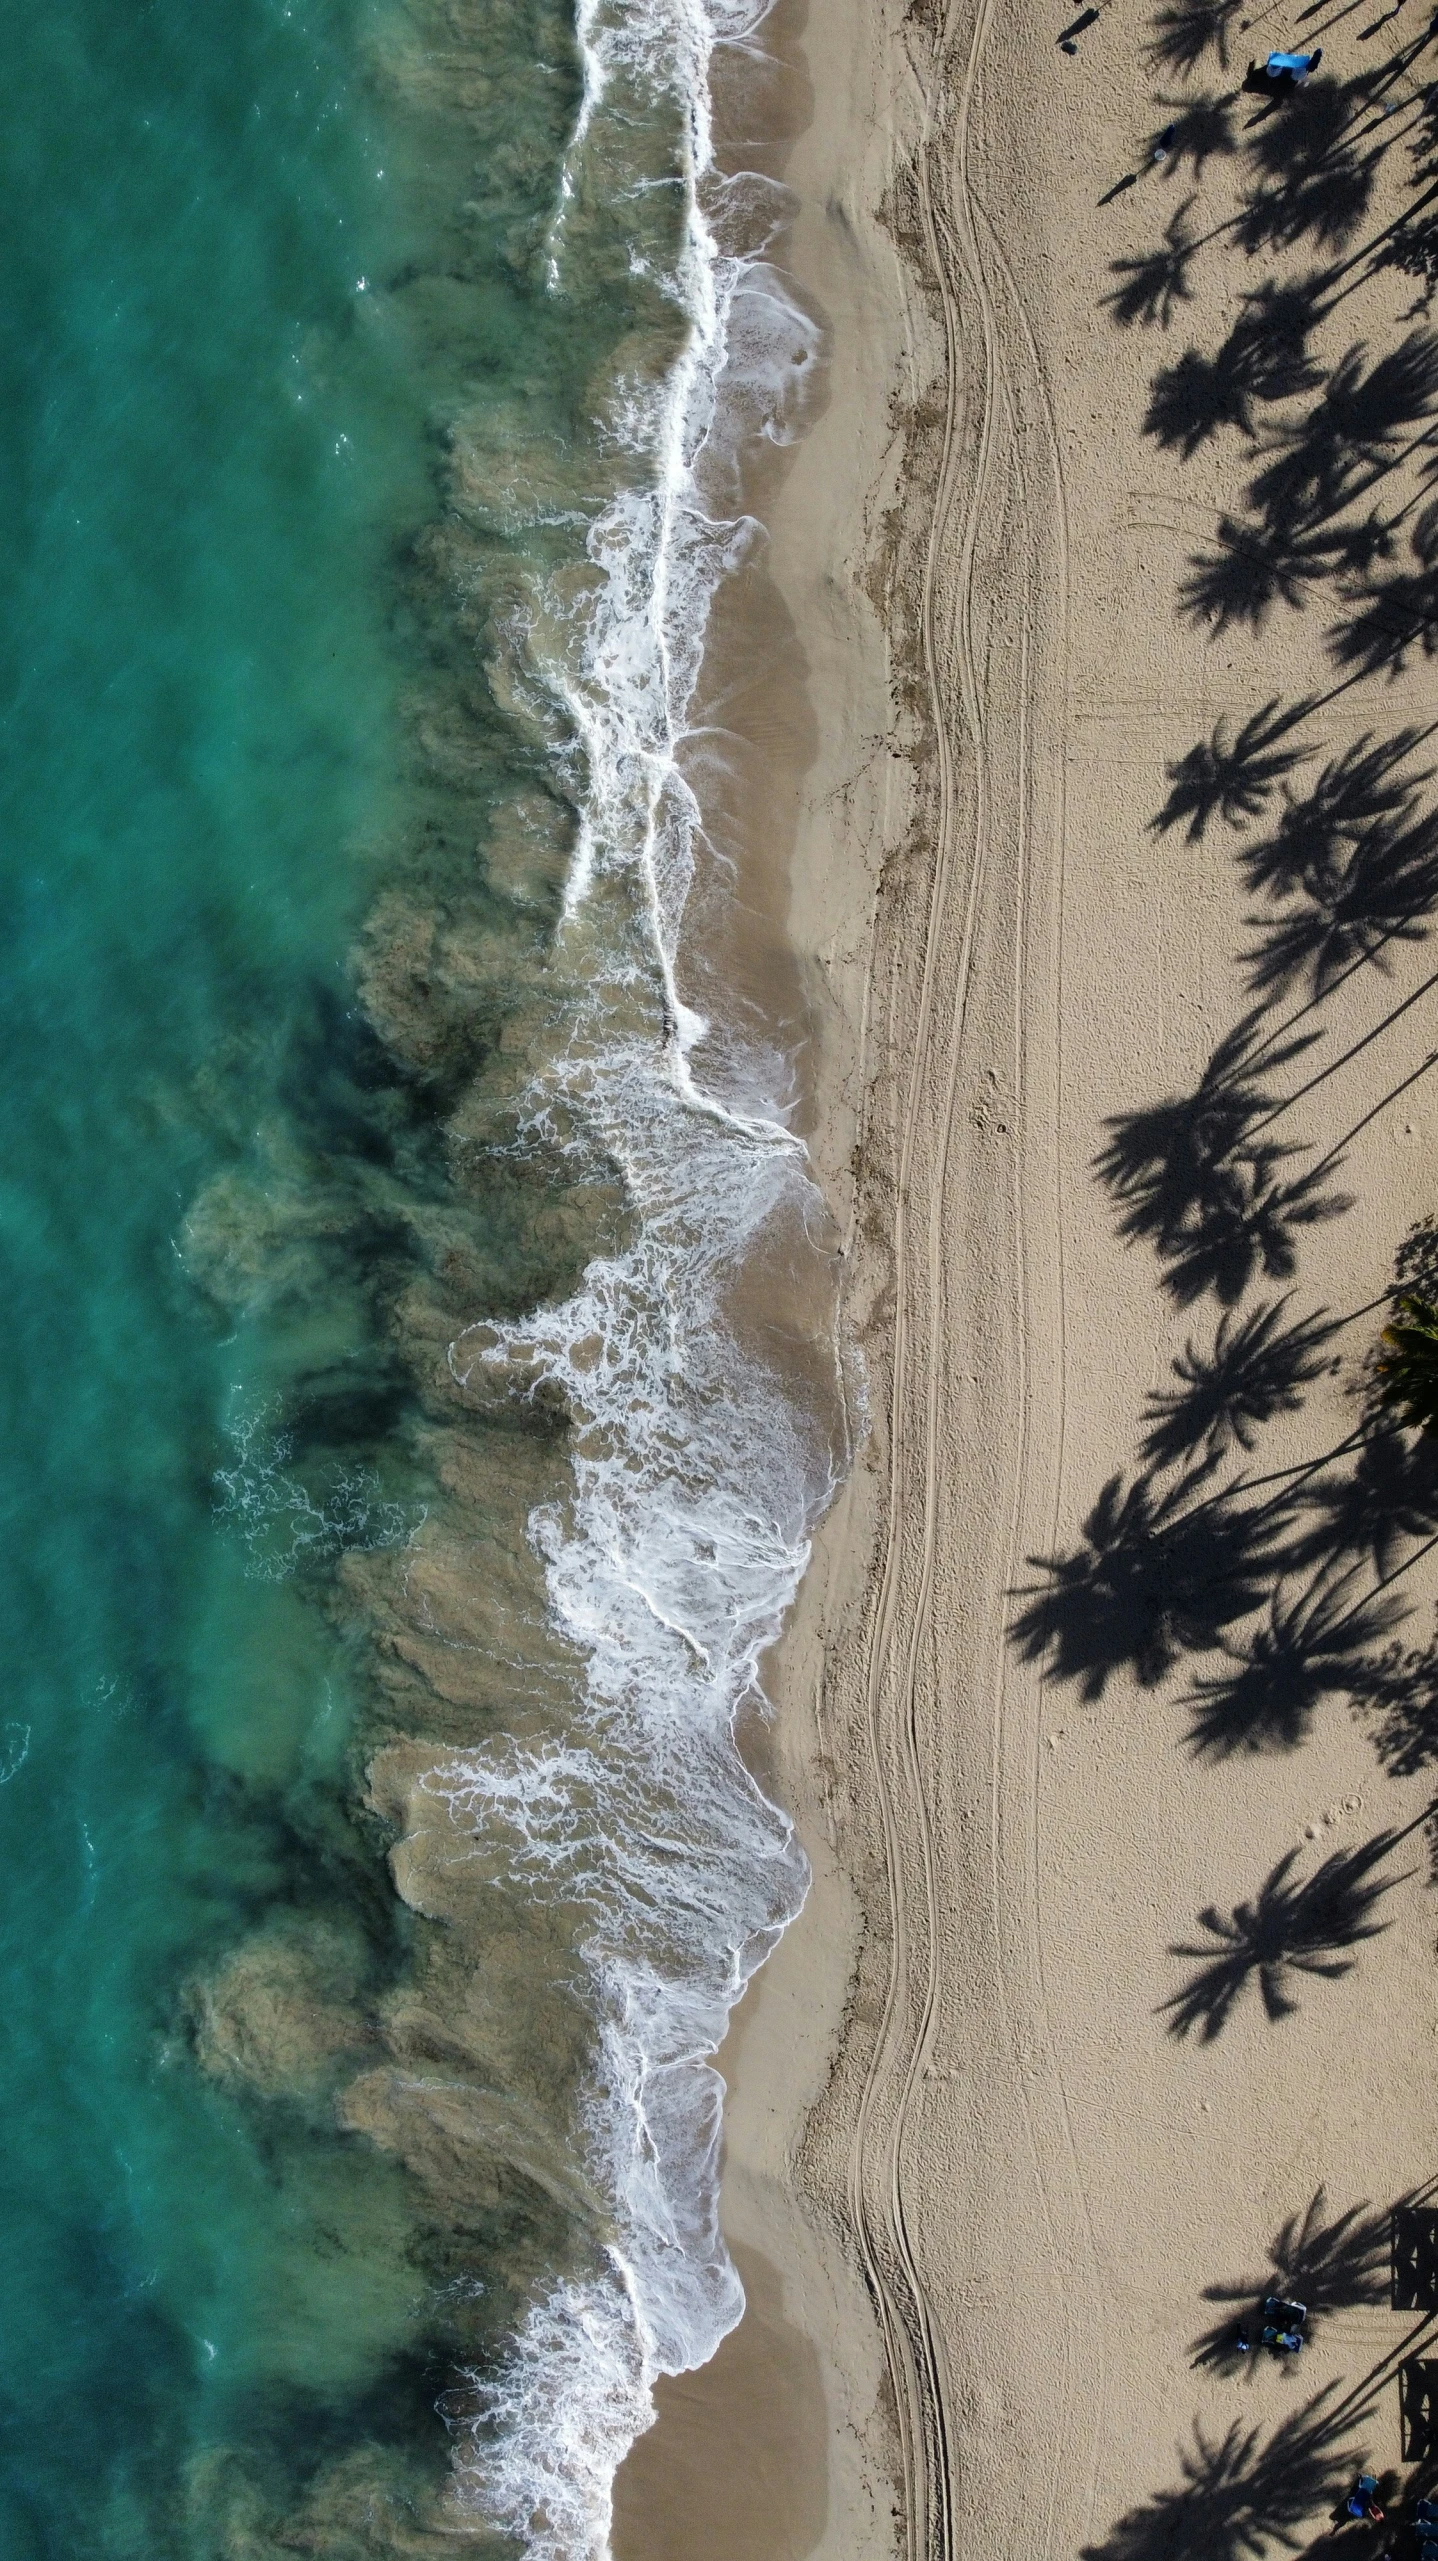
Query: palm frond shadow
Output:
[[1180, 514, 1360, 634], [1145, 282, 1329, 454], [1164, 1158, 1352, 1305], [1192, 2187, 1392, 2373], [1140, 1298, 1338, 1468], [1253, 332, 1438, 517], [1162, 1827, 1411, 2041], [1239, 728, 1435, 896], [1152, 701, 1312, 841], [1095, 1015, 1311, 1239], [1290, 1411, 1438, 1578], [1242, 813, 1438, 997], [1107, 202, 1202, 331], [1183, 1567, 1409, 1756], [1358, 1628, 1438, 1772], [1094, 1014, 1350, 1306], [1145, 0, 1244, 78], [1010, 1464, 1293, 1699], [1080, 2388, 1358, 2561], [1333, 494, 1438, 674], [1236, 76, 1386, 256], [1153, 90, 1240, 179]]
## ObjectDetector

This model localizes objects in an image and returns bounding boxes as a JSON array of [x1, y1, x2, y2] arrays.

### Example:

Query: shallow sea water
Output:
[[0, 0, 839, 2551]]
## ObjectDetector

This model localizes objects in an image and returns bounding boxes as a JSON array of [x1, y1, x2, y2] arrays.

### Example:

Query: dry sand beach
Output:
[[615, 0, 1438, 2558]]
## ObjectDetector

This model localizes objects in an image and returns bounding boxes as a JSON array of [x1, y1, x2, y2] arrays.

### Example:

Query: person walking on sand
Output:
[[1265, 46, 1323, 82]]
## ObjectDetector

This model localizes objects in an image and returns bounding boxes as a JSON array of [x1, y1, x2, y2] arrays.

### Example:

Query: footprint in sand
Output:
[[1301, 1794, 1364, 1843]]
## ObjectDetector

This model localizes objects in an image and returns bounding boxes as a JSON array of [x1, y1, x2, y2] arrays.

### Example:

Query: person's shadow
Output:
[[1245, 59, 1284, 100]]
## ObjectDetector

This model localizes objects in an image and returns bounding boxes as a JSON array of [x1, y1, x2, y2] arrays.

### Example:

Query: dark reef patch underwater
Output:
[[0, 0, 840, 2550]]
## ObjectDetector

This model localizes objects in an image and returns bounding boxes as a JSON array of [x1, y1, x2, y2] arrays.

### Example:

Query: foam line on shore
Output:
[[427, 3, 844, 2549]]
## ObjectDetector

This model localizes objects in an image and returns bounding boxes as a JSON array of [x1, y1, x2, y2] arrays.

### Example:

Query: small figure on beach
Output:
[[1152, 123, 1177, 162], [1236, 2293, 1308, 2355], [1263, 46, 1323, 85], [1346, 2474, 1384, 2523]]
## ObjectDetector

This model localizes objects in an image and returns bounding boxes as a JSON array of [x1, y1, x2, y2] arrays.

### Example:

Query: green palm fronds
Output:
[[1377, 1293, 1438, 1435]]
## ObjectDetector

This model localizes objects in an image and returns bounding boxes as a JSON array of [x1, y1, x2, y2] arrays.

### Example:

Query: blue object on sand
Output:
[[1267, 48, 1320, 76]]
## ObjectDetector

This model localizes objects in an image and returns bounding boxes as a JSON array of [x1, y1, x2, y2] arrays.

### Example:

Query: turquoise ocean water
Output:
[[0, 0, 837, 2550]]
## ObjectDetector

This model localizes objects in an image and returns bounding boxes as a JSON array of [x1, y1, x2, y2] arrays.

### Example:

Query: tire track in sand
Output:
[[971, 192, 1113, 2561], [838, 4, 1110, 2554]]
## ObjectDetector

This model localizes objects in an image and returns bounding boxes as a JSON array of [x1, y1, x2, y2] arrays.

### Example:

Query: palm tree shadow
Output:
[[1333, 496, 1438, 678], [1080, 2388, 1358, 2559], [1106, 200, 1202, 329], [1153, 90, 1241, 179], [1250, 333, 1438, 526], [1140, 1297, 1338, 1467], [1358, 1628, 1438, 1772], [1242, 819, 1438, 995], [1162, 1827, 1412, 2041], [1180, 513, 1353, 634], [1192, 2186, 1393, 2372], [1236, 75, 1386, 256], [1010, 1464, 1291, 1699], [1173, 325, 1438, 639], [1094, 1014, 1351, 1306], [1182, 1567, 1409, 1757], [1145, 0, 1245, 78], [1152, 700, 1313, 841], [1236, 727, 1438, 993], [1095, 1014, 1307, 1244], [1145, 283, 1328, 455], [1292, 1411, 1438, 1578]]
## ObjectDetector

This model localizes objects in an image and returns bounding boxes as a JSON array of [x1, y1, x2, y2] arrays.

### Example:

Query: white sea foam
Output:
[[437, 4, 844, 2552], [214, 1401, 417, 1582]]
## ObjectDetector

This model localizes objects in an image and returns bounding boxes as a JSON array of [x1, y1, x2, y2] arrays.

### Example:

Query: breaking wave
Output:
[[419, 0, 842, 2546]]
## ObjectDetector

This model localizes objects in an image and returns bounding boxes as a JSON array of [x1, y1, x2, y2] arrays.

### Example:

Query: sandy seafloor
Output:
[[615, 1, 1438, 2556]]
